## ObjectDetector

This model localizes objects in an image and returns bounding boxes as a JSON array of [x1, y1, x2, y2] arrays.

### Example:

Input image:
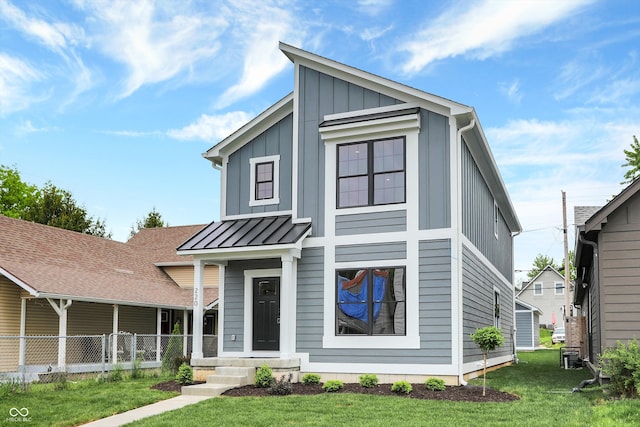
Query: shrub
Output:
[[425, 378, 446, 391], [130, 356, 144, 379], [255, 364, 274, 388], [359, 374, 379, 388], [600, 339, 640, 398], [172, 355, 191, 373], [269, 374, 293, 395], [110, 363, 124, 382], [391, 380, 412, 394], [176, 363, 194, 385], [322, 379, 344, 392], [302, 373, 321, 385], [162, 322, 183, 374]]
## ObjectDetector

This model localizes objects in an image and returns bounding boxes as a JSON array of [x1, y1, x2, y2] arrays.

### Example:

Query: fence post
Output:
[[101, 334, 106, 378], [132, 334, 138, 365]]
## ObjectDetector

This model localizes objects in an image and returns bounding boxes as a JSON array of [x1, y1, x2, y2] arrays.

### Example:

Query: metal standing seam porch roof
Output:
[[177, 215, 312, 252]]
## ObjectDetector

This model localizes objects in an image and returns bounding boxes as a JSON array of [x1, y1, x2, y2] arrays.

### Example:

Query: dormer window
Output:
[[249, 155, 280, 206]]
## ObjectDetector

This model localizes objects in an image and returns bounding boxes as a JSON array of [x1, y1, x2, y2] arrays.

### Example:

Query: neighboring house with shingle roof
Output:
[[517, 265, 568, 328], [0, 215, 218, 373]]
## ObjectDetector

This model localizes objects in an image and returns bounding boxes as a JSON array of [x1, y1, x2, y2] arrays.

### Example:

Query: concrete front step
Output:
[[181, 383, 236, 397], [208, 375, 248, 385]]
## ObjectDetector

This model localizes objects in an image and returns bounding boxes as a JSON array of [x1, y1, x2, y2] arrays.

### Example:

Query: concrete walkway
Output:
[[81, 395, 212, 426]]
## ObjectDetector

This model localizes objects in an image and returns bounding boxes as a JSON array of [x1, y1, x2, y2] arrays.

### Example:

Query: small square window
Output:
[[249, 155, 280, 207], [533, 283, 543, 296], [555, 282, 564, 295]]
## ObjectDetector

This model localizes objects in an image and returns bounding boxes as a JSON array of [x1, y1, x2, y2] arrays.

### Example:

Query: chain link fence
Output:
[[0, 334, 217, 383]]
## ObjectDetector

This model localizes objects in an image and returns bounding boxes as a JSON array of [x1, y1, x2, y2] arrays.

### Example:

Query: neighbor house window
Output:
[[493, 200, 499, 239], [249, 155, 280, 206], [336, 267, 405, 335], [555, 282, 564, 295], [494, 289, 501, 328], [534, 282, 543, 296], [337, 137, 405, 208]]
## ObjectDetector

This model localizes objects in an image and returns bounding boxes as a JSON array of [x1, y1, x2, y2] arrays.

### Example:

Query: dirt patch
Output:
[[152, 380, 519, 402], [151, 380, 204, 392]]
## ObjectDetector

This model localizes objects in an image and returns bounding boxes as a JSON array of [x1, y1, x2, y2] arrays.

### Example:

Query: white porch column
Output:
[[280, 254, 296, 358], [19, 298, 27, 367], [155, 308, 162, 362], [192, 258, 204, 359], [112, 304, 119, 362], [47, 298, 72, 371]]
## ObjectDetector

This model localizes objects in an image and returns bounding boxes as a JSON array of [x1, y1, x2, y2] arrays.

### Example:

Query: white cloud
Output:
[[215, 1, 300, 109], [0, 53, 46, 116], [499, 79, 522, 104], [357, 0, 394, 16], [15, 120, 60, 135], [75, 0, 227, 99], [167, 112, 252, 143], [399, 0, 593, 74], [360, 24, 394, 42]]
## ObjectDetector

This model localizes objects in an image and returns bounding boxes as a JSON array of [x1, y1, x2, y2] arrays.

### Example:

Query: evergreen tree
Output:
[[622, 135, 640, 185], [130, 207, 168, 237], [162, 322, 183, 373]]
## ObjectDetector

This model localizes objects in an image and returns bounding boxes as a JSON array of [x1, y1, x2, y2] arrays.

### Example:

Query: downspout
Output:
[[572, 234, 599, 391], [456, 119, 475, 386]]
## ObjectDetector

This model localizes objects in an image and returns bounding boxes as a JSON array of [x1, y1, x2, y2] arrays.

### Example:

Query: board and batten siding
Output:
[[336, 210, 406, 235], [461, 139, 512, 280], [418, 109, 451, 230], [462, 245, 513, 363], [598, 193, 640, 350], [296, 241, 451, 365], [225, 113, 293, 216], [222, 259, 281, 353], [297, 66, 404, 237], [162, 265, 219, 289], [296, 247, 324, 354]]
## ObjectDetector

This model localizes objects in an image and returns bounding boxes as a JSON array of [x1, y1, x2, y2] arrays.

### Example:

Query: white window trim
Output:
[[493, 286, 501, 328], [554, 281, 564, 295], [249, 155, 280, 207], [533, 282, 543, 296]]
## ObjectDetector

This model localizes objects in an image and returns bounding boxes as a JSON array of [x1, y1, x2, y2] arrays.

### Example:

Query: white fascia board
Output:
[[456, 110, 521, 233], [279, 42, 472, 117], [0, 267, 39, 296], [180, 243, 305, 261], [203, 93, 294, 161], [34, 293, 193, 310]]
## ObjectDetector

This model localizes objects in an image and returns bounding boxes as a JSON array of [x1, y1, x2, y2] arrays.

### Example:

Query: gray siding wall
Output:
[[335, 242, 406, 263], [461, 139, 513, 279], [419, 109, 451, 230], [598, 193, 640, 352], [462, 245, 513, 363], [515, 311, 533, 348], [226, 113, 293, 216], [336, 211, 406, 235], [296, 248, 324, 354], [297, 66, 403, 237], [295, 241, 452, 365], [223, 259, 281, 352]]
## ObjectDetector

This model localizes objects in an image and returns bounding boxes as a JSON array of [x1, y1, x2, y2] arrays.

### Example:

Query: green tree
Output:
[[558, 250, 576, 281], [162, 322, 183, 374], [0, 165, 110, 237], [471, 326, 504, 396], [622, 135, 640, 185], [0, 164, 38, 218], [130, 207, 168, 237], [527, 254, 560, 280], [27, 182, 110, 238]]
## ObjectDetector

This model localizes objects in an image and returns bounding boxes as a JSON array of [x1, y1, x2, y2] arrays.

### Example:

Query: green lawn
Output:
[[130, 350, 639, 427], [2, 351, 638, 427], [1, 374, 178, 427]]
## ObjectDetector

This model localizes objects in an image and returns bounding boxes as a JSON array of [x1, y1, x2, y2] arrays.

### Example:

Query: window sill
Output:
[[322, 335, 420, 349]]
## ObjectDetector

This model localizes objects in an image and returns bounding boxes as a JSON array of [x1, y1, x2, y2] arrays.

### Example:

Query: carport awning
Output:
[[177, 215, 311, 253]]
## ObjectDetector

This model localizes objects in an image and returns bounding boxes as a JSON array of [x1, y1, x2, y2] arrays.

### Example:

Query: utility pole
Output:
[[562, 191, 571, 348]]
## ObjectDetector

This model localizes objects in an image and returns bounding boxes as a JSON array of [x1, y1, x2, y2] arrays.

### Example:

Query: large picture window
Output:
[[336, 267, 405, 336], [337, 137, 405, 208]]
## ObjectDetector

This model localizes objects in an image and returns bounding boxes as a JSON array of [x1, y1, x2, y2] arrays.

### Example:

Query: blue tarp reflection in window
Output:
[[338, 270, 387, 322]]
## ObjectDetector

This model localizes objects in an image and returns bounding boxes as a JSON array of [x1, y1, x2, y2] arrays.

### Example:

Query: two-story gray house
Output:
[[178, 43, 521, 385]]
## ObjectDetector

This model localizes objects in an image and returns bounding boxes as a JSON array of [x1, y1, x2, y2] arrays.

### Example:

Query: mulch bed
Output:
[[151, 380, 519, 403]]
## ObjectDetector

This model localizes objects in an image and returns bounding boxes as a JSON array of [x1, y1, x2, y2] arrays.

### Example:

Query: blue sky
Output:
[[1, 0, 639, 282]]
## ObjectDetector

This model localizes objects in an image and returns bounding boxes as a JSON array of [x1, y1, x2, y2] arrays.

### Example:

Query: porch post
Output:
[[47, 298, 72, 371], [155, 308, 162, 362], [280, 254, 296, 358], [112, 304, 119, 363], [192, 258, 204, 359], [19, 297, 27, 367]]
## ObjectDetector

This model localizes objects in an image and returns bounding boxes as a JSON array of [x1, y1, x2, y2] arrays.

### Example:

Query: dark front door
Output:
[[253, 278, 280, 351]]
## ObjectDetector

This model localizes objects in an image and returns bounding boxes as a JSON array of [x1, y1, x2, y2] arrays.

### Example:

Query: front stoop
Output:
[[181, 366, 256, 397]]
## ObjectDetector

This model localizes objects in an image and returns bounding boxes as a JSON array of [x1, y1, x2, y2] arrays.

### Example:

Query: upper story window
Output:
[[533, 282, 543, 296], [337, 137, 405, 208], [493, 288, 501, 328], [249, 155, 280, 207], [555, 281, 564, 295], [493, 200, 499, 239]]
